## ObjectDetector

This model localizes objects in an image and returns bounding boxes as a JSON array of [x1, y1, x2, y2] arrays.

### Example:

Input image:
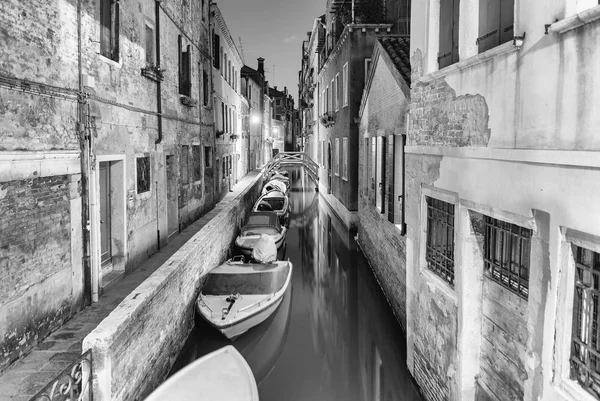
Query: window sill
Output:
[[99, 54, 121, 68], [180, 96, 198, 107], [554, 377, 600, 401], [420, 267, 457, 302], [550, 5, 600, 34], [419, 41, 519, 84]]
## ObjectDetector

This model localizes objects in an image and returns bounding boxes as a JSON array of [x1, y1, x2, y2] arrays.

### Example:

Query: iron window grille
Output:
[[425, 197, 455, 287], [570, 245, 600, 399], [484, 217, 531, 299]]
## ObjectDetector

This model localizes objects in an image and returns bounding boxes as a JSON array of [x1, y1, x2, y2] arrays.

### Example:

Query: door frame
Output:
[[92, 154, 127, 301]]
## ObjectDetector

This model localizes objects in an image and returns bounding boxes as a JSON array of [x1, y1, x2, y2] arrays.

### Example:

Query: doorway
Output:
[[99, 162, 112, 268], [166, 155, 179, 241]]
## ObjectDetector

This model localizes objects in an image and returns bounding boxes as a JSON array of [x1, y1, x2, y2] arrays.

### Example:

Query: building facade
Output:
[[241, 59, 267, 169], [314, 0, 410, 231], [0, 0, 214, 372], [268, 86, 296, 153], [357, 36, 410, 328], [405, 1, 600, 401]]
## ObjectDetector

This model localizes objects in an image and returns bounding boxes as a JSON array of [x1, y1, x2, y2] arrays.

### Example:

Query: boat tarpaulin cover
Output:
[[252, 234, 277, 263]]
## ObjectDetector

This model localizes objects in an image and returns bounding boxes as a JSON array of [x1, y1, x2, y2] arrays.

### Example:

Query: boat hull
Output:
[[145, 345, 258, 401]]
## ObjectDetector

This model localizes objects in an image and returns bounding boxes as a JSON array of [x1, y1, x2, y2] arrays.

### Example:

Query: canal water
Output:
[[168, 167, 423, 401]]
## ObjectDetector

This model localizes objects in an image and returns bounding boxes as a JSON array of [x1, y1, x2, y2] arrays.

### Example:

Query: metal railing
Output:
[[30, 350, 92, 401], [263, 152, 319, 185]]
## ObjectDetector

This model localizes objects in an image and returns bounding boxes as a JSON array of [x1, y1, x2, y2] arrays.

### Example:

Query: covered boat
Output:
[[197, 236, 293, 340], [235, 211, 287, 255], [261, 179, 288, 196], [145, 345, 258, 401], [252, 189, 290, 226]]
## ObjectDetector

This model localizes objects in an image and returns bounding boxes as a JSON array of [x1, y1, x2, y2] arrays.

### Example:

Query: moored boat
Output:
[[145, 345, 258, 401], [252, 189, 290, 226], [235, 211, 287, 256], [261, 179, 288, 196], [196, 241, 293, 340]]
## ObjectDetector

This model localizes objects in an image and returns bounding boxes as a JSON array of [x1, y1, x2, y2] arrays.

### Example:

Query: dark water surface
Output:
[[169, 167, 423, 401]]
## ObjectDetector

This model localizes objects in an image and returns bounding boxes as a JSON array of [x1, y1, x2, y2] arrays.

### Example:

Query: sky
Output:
[[215, 0, 326, 105]]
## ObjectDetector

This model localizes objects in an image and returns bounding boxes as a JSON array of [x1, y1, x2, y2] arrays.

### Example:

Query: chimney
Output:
[[274, 86, 278, 91], [257, 57, 265, 75], [284, 86, 288, 95]]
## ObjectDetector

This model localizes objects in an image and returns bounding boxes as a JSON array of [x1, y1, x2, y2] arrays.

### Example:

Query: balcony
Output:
[[320, 112, 335, 128]]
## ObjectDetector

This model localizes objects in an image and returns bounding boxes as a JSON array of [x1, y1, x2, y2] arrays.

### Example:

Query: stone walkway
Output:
[[0, 172, 260, 401]]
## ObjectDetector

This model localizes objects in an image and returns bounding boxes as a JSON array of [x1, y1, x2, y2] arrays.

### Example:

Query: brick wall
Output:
[[414, 346, 450, 401], [409, 79, 490, 147], [0, 174, 81, 372]]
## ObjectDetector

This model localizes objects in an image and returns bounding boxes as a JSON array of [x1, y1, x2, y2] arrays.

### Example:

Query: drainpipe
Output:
[[154, 0, 162, 250], [154, 0, 163, 145], [77, 0, 95, 304]]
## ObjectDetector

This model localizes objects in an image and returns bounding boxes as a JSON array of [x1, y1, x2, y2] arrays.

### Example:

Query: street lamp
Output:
[[251, 113, 261, 125]]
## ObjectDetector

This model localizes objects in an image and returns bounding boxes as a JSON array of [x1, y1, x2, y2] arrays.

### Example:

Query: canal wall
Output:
[[82, 171, 265, 401]]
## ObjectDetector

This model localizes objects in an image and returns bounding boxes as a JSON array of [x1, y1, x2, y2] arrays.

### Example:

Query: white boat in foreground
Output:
[[145, 345, 258, 401], [196, 256, 293, 340]]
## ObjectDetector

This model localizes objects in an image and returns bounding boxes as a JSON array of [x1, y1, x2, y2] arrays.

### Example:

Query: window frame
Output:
[[334, 73, 339, 112], [342, 62, 348, 107], [423, 194, 456, 288], [555, 229, 600, 401], [144, 20, 155, 65], [438, 0, 460, 69], [334, 138, 340, 176], [99, 0, 120, 62], [136, 155, 151, 194], [180, 145, 190, 185], [342, 137, 348, 180], [364, 58, 372, 86], [192, 145, 202, 183], [476, 0, 515, 54]]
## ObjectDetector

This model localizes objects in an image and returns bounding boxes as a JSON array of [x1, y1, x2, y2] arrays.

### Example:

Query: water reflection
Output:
[[169, 167, 422, 401]]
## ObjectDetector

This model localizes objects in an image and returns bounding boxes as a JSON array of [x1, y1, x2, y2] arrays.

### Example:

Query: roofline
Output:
[[211, 3, 244, 65]]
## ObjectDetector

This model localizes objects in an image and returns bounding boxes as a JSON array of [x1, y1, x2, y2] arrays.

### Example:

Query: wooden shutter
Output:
[[213, 34, 220, 69], [387, 135, 395, 222], [182, 45, 191, 96], [499, 0, 515, 45], [100, 0, 111, 58], [477, 0, 500, 53], [438, 0, 455, 68], [380, 136, 386, 214], [178, 36, 183, 92], [371, 137, 376, 205], [394, 135, 405, 227]]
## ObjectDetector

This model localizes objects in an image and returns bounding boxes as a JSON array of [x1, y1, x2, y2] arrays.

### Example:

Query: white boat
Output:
[[261, 179, 288, 196], [145, 345, 258, 401], [252, 189, 290, 226], [235, 211, 287, 256], [196, 258, 293, 340]]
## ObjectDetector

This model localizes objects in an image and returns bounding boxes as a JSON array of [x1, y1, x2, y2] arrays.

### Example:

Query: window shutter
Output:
[[394, 135, 405, 227], [370, 137, 376, 205], [380, 136, 386, 214], [182, 46, 191, 96], [499, 0, 514, 45], [100, 0, 111, 58], [387, 135, 395, 222], [178, 36, 183, 92], [477, 0, 500, 53], [213, 34, 220, 69], [438, 0, 455, 68]]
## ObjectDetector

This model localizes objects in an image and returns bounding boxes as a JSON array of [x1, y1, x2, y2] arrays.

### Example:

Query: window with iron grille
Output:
[[484, 216, 531, 299], [136, 156, 150, 194], [425, 197, 455, 286], [570, 245, 600, 399]]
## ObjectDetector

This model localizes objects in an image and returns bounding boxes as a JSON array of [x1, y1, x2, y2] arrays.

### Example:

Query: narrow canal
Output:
[[168, 167, 423, 401]]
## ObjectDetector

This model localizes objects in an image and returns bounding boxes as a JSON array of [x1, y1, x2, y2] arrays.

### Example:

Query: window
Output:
[[477, 0, 514, 53], [276, 99, 282, 106], [136, 156, 150, 194], [222, 158, 226, 179], [342, 63, 348, 107], [330, 79, 334, 111], [178, 37, 191, 96], [100, 0, 119, 61], [375, 137, 386, 213], [425, 197, 455, 287], [389, 135, 405, 226], [570, 245, 600, 399], [220, 47, 224, 75], [223, 53, 228, 79], [203, 71, 209, 106], [204, 147, 211, 167], [192, 145, 201, 182], [364, 58, 372, 85], [363, 138, 369, 193], [484, 216, 531, 298], [334, 138, 340, 176], [145, 22, 154, 64], [370, 137, 376, 203], [202, 0, 206, 22], [180, 146, 189, 184], [342, 138, 348, 180], [334, 74, 339, 112], [438, 0, 460, 68], [213, 34, 220, 69]]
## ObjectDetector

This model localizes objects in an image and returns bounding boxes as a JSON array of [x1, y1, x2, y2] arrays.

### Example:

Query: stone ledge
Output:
[[0, 151, 81, 181], [550, 5, 600, 34], [418, 42, 519, 84]]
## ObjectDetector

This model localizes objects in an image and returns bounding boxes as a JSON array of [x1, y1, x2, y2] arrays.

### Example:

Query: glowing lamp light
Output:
[[251, 114, 261, 124]]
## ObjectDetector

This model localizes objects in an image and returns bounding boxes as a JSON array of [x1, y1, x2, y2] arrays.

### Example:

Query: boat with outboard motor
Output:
[[196, 235, 293, 340], [234, 211, 287, 256]]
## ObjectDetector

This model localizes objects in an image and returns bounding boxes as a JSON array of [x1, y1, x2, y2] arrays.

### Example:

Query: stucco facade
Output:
[[0, 0, 214, 372], [211, 3, 245, 199], [406, 2, 600, 401]]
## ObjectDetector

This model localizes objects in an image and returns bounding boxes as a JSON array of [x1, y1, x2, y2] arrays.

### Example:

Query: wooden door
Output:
[[99, 162, 112, 267]]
